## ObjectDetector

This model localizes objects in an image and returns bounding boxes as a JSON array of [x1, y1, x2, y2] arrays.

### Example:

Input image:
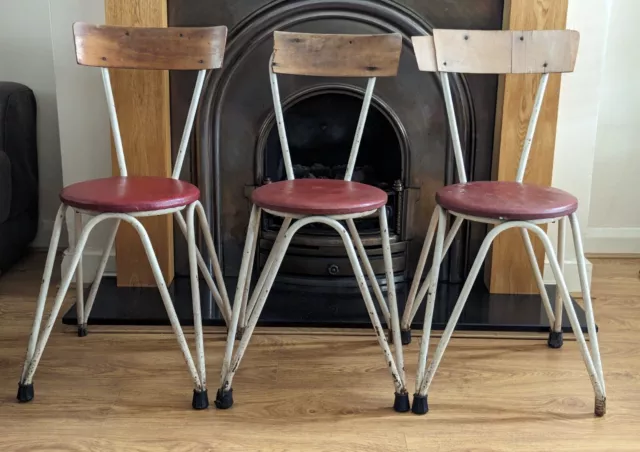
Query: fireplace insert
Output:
[[258, 86, 406, 285]]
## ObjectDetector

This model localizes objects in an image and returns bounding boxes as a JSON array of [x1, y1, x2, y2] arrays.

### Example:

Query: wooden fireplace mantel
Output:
[[105, 0, 569, 293], [487, 0, 569, 293]]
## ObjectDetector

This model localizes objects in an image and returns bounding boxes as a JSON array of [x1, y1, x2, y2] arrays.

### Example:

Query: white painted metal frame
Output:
[[19, 68, 230, 402], [216, 55, 407, 407], [407, 69, 606, 416]]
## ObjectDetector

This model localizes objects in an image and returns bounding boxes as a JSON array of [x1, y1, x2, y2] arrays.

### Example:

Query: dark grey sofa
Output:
[[0, 82, 38, 274]]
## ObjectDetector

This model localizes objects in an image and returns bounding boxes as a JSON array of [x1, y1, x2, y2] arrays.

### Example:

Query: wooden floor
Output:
[[0, 254, 639, 451]]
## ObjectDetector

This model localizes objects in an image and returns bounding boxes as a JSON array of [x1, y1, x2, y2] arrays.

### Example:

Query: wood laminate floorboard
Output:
[[0, 253, 638, 451]]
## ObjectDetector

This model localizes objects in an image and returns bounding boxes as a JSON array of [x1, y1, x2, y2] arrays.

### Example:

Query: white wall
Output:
[[49, 0, 114, 278], [0, 0, 65, 247], [543, 0, 613, 289], [584, 0, 640, 253]]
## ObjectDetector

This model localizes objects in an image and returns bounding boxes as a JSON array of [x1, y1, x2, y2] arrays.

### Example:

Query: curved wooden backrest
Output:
[[413, 29, 579, 74], [272, 31, 402, 77], [73, 22, 227, 70]]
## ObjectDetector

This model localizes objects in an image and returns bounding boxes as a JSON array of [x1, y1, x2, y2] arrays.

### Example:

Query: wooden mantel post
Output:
[[105, 0, 174, 286], [487, 0, 569, 294]]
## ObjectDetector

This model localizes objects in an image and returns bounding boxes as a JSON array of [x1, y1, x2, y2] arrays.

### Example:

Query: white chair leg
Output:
[[401, 209, 438, 333], [217, 215, 407, 411], [412, 206, 446, 414], [347, 218, 391, 328], [83, 219, 120, 328], [195, 201, 231, 324], [246, 217, 291, 321], [414, 222, 505, 412], [549, 217, 567, 348], [402, 216, 464, 339], [174, 209, 231, 325], [19, 209, 104, 401], [379, 207, 409, 411], [216, 206, 282, 409], [239, 213, 260, 332], [519, 228, 558, 346], [527, 221, 605, 416], [128, 215, 204, 400], [569, 213, 606, 415], [186, 203, 209, 409], [18, 205, 67, 401], [74, 211, 86, 337]]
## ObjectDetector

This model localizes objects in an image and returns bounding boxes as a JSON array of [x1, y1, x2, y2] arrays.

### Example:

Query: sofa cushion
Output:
[[0, 151, 10, 223]]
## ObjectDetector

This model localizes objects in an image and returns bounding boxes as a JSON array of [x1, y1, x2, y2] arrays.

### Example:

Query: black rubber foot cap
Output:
[[393, 392, 411, 412], [548, 331, 563, 349], [17, 383, 34, 403], [214, 388, 233, 409], [411, 394, 428, 415], [192, 389, 209, 410], [595, 397, 606, 417], [401, 329, 412, 345], [77, 325, 88, 337]]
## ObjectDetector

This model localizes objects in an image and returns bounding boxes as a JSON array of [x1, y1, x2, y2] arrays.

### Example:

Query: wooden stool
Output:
[[17, 23, 230, 410], [404, 29, 606, 416], [216, 31, 410, 412]]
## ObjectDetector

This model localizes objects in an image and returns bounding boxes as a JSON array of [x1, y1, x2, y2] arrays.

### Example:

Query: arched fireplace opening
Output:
[[257, 85, 407, 286]]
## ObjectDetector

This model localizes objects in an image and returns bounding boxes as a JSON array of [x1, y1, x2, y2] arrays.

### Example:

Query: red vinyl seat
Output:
[[60, 176, 200, 213], [251, 179, 388, 216], [435, 181, 578, 221]]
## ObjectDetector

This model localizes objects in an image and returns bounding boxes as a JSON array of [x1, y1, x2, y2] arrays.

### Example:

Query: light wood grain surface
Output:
[[0, 253, 638, 450], [73, 23, 227, 70], [488, 0, 569, 294], [104, 0, 174, 287], [273, 31, 402, 77]]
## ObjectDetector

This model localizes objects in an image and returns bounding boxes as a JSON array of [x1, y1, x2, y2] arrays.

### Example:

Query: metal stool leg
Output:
[[413, 221, 505, 412], [347, 219, 391, 328], [412, 206, 446, 414], [83, 219, 120, 330], [549, 218, 567, 348], [217, 206, 284, 409], [174, 209, 231, 325], [379, 207, 409, 411], [129, 215, 204, 400], [569, 213, 606, 415], [186, 203, 209, 409], [17, 205, 67, 402], [19, 210, 104, 401], [402, 215, 464, 343], [520, 228, 556, 343], [73, 211, 86, 337]]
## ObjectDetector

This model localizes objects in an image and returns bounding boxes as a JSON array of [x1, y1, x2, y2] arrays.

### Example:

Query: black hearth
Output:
[[64, 0, 590, 334]]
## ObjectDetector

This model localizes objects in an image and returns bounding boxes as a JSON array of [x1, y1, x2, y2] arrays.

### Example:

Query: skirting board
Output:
[[61, 247, 116, 282], [543, 259, 592, 293], [583, 227, 640, 254]]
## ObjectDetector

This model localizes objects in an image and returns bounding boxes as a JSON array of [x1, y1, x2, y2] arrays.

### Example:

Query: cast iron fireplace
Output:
[[64, 0, 590, 333], [177, 0, 501, 322]]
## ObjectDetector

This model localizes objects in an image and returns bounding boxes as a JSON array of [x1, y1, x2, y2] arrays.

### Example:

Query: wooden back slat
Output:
[[412, 29, 579, 74], [272, 31, 402, 77], [73, 22, 227, 70]]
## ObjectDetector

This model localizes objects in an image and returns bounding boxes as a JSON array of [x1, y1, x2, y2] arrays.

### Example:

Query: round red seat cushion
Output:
[[251, 179, 387, 215], [436, 181, 578, 221], [60, 176, 200, 213]]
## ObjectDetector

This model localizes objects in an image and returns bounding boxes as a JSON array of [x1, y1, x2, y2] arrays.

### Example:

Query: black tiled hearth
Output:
[[63, 278, 589, 333]]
